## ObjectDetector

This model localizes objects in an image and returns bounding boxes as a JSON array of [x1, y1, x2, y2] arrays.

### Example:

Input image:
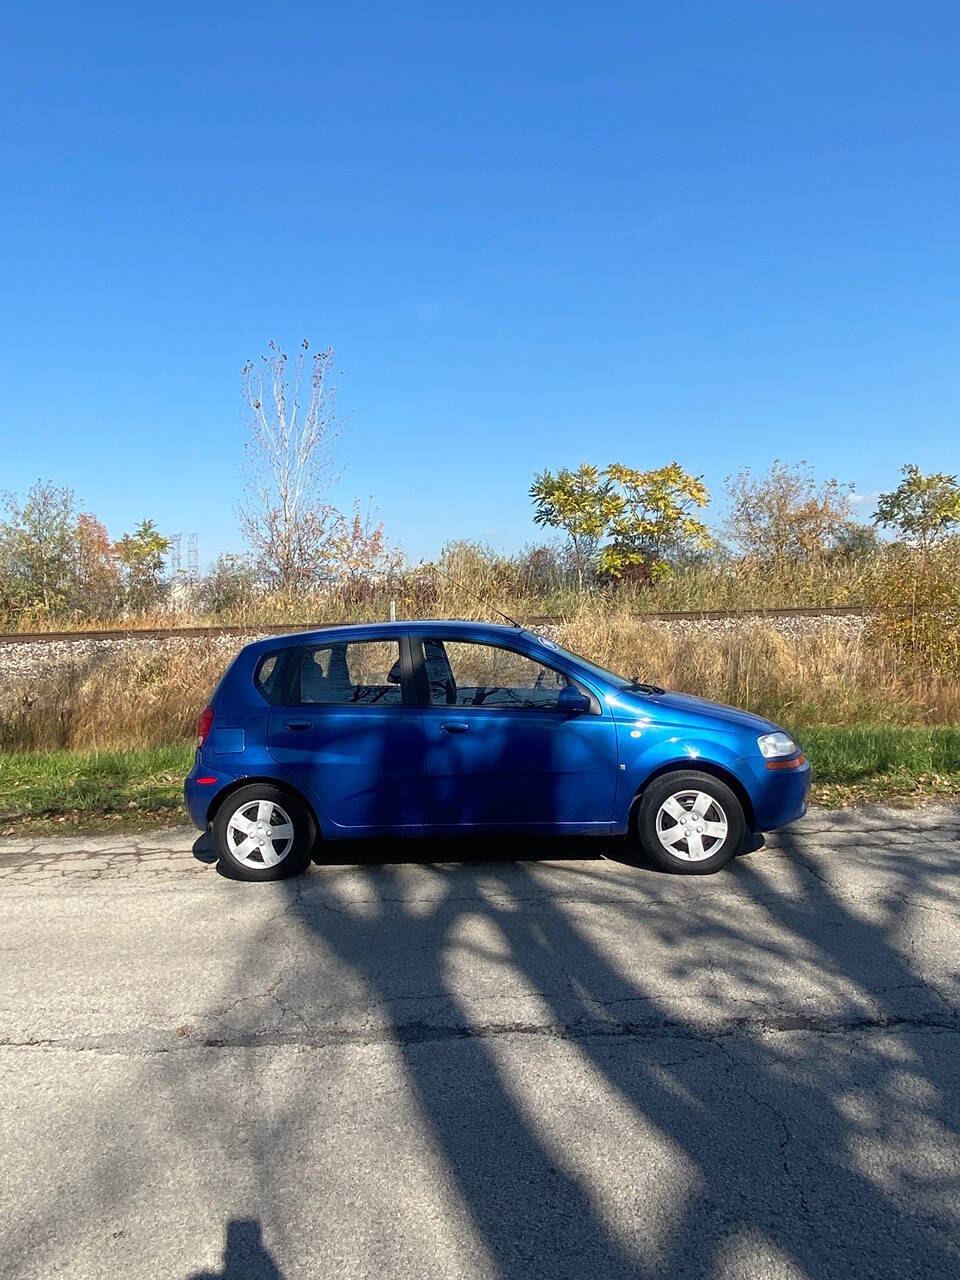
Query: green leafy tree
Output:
[[115, 519, 170, 611], [529, 464, 619, 589], [600, 462, 713, 581], [0, 485, 131, 623], [873, 465, 960, 550], [0, 480, 77, 618]]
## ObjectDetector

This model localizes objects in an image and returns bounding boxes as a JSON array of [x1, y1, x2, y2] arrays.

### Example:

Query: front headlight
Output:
[[758, 731, 800, 759]]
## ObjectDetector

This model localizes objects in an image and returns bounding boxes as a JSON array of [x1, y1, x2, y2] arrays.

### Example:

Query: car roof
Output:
[[243, 619, 550, 656]]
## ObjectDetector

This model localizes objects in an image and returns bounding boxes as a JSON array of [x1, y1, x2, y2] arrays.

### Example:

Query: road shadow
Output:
[[3, 815, 958, 1278], [259, 818, 960, 1277], [210, 829, 763, 874], [187, 1218, 283, 1279]]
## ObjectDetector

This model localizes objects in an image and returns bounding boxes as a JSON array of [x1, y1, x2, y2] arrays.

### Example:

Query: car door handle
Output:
[[440, 721, 470, 734], [283, 719, 311, 732]]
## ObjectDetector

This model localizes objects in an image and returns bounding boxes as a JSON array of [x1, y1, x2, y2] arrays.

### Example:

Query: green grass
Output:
[[0, 743, 194, 833], [0, 729, 957, 836], [802, 726, 960, 806]]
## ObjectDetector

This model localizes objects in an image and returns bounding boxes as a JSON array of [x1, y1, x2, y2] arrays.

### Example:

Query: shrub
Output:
[[865, 539, 960, 677], [195, 554, 259, 618]]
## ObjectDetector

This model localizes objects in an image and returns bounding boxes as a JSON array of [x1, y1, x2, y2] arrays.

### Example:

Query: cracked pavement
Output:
[[1, 806, 959, 1278]]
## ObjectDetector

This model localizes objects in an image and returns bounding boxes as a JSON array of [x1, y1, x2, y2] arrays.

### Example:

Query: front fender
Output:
[[613, 733, 751, 833]]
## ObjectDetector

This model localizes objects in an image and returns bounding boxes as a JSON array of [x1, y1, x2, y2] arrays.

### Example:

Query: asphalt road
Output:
[[1, 807, 959, 1280]]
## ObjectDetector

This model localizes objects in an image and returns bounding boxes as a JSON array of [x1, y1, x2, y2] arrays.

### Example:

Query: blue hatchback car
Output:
[[185, 620, 810, 880]]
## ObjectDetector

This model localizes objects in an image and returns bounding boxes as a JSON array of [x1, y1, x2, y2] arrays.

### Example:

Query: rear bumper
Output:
[[183, 754, 234, 831], [739, 755, 812, 832]]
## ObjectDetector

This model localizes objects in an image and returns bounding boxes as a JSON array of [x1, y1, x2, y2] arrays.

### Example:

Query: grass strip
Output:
[[0, 743, 194, 833], [0, 728, 957, 836], [801, 726, 960, 806]]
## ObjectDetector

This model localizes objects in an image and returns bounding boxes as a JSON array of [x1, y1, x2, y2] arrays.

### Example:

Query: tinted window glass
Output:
[[537, 639, 635, 689], [300, 640, 403, 706], [254, 650, 291, 705], [423, 640, 572, 709]]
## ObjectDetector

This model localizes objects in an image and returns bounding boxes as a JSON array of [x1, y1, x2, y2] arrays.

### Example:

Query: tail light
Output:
[[197, 705, 214, 748]]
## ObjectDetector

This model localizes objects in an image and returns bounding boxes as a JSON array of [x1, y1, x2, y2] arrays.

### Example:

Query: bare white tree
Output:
[[239, 340, 341, 593]]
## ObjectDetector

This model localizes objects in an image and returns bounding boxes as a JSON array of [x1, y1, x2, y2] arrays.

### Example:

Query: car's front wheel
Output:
[[213, 783, 313, 881], [637, 771, 745, 874]]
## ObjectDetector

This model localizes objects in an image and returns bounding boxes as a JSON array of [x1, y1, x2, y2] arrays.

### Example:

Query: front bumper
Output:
[[739, 755, 812, 832]]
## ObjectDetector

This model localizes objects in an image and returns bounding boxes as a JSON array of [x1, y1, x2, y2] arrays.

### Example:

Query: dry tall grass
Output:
[[555, 607, 960, 728], [3, 612, 958, 752], [0, 644, 233, 752]]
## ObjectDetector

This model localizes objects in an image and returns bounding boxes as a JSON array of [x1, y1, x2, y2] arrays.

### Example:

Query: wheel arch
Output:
[[206, 776, 321, 843], [629, 760, 756, 834]]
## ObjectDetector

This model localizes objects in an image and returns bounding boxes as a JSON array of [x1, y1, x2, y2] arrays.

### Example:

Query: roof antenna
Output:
[[418, 558, 523, 629]]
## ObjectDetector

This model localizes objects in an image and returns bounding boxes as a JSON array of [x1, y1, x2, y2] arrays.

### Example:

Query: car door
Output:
[[413, 635, 618, 831], [266, 635, 425, 834]]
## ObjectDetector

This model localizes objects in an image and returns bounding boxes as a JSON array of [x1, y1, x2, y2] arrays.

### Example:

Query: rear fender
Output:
[[201, 768, 326, 840]]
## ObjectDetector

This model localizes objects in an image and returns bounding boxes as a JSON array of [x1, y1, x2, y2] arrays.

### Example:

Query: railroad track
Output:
[[0, 605, 873, 646]]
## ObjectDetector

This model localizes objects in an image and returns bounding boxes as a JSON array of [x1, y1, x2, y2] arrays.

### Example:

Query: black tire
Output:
[[213, 783, 314, 881], [636, 771, 745, 875]]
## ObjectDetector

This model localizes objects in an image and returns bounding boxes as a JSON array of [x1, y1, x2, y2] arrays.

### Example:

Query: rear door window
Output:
[[299, 640, 404, 706]]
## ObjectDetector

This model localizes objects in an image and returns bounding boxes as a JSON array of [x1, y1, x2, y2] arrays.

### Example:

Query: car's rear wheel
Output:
[[637, 771, 745, 874], [213, 783, 313, 881]]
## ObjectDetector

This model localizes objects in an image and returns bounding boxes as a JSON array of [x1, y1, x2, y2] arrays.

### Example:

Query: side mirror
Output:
[[557, 684, 591, 714]]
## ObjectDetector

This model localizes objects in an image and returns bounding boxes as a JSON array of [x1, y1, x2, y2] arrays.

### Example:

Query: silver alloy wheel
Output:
[[654, 789, 728, 862], [225, 798, 295, 868]]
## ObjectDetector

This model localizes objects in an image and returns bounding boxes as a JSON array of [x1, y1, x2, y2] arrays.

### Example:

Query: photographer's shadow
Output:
[[188, 1218, 283, 1280]]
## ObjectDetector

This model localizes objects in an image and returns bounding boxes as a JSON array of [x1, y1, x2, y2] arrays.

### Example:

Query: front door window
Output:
[[422, 639, 573, 709]]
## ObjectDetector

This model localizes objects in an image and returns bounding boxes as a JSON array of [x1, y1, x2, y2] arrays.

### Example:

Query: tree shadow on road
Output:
[[271, 822, 960, 1277], [2, 817, 958, 1279]]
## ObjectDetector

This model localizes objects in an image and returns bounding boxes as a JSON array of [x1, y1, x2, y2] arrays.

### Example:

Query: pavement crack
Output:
[[711, 1033, 816, 1233], [3, 1009, 959, 1057]]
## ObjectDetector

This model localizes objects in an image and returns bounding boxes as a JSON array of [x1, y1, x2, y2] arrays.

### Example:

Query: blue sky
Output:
[[2, 1, 958, 566]]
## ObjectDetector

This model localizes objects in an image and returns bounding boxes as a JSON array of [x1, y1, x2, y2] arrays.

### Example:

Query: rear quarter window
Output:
[[254, 649, 293, 705]]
